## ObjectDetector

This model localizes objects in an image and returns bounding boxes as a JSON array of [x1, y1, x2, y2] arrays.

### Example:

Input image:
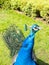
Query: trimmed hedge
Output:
[[0, 0, 49, 21]]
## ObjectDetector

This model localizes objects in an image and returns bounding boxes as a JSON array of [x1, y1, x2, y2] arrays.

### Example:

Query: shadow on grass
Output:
[[36, 58, 49, 65], [33, 51, 49, 65]]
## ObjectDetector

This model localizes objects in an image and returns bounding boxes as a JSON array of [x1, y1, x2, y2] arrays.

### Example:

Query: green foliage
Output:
[[3, 25, 25, 57], [0, 0, 4, 8], [45, 17, 49, 23], [0, 0, 11, 9], [0, 0, 49, 21], [11, 0, 27, 11], [0, 0, 4, 5], [3, 1, 11, 9], [23, 3, 33, 17], [40, 6, 49, 22], [32, 8, 41, 17], [19, 1, 27, 11], [11, 0, 21, 10]]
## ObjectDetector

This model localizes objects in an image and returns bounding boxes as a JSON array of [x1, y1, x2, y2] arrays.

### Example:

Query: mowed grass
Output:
[[0, 9, 49, 65]]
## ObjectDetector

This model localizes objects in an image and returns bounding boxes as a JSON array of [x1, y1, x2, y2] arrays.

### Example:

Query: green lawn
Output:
[[0, 9, 49, 65]]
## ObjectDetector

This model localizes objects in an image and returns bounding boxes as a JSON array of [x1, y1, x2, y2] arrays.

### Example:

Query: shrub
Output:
[[0, 0, 11, 9], [11, 0, 27, 11], [0, 0, 4, 8], [40, 4, 49, 17], [32, 8, 41, 18], [19, 0, 27, 11], [0, 0, 49, 22], [11, 0, 21, 11], [23, 3, 33, 17], [2, 1, 11, 9], [45, 17, 49, 24]]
